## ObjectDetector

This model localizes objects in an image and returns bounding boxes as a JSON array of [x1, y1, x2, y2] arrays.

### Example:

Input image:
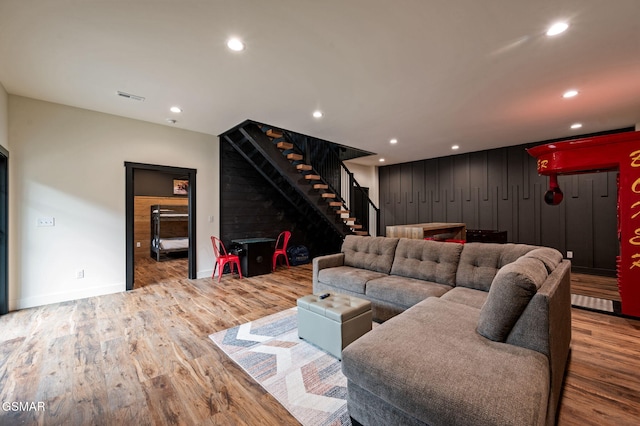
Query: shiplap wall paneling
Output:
[[220, 141, 343, 257], [220, 142, 297, 243]]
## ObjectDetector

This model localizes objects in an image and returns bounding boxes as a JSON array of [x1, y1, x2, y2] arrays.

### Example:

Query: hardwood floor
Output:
[[1, 266, 638, 425], [134, 255, 189, 289], [570, 272, 620, 301]]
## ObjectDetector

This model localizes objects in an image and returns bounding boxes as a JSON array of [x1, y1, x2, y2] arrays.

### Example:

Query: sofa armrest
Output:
[[506, 259, 571, 425], [312, 253, 345, 288]]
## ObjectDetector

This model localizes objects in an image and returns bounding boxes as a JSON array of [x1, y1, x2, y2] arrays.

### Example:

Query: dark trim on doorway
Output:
[[0, 145, 8, 315], [124, 162, 197, 290]]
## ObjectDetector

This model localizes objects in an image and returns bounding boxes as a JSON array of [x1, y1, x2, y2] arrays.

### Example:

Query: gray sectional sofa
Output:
[[312, 235, 571, 426]]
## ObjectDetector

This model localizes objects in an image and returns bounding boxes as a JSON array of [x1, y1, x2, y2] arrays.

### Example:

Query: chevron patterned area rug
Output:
[[209, 307, 351, 426]]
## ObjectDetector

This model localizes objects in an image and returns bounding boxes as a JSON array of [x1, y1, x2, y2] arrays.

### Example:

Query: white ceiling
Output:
[[1, 0, 639, 165]]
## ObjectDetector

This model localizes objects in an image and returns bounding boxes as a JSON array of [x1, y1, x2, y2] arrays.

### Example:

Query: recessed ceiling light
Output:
[[227, 38, 245, 52], [451, 145, 460, 150], [546, 22, 569, 36], [563, 90, 578, 98], [390, 138, 398, 144], [570, 123, 583, 129], [313, 110, 323, 118], [379, 158, 385, 163], [170, 106, 182, 113]]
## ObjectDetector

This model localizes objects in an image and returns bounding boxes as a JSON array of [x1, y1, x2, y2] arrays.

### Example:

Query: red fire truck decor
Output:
[[527, 131, 640, 317]]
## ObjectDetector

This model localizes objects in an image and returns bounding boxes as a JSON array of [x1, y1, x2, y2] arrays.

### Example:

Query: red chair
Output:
[[211, 236, 242, 282], [272, 231, 292, 271]]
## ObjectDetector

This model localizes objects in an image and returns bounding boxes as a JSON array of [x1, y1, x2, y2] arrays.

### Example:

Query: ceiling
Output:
[[1, 0, 639, 166]]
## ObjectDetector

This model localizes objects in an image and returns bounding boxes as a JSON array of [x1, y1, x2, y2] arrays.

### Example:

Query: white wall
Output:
[[0, 83, 8, 150], [8, 96, 219, 310]]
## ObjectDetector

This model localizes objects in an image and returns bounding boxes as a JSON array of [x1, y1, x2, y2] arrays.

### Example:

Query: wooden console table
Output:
[[385, 223, 466, 240]]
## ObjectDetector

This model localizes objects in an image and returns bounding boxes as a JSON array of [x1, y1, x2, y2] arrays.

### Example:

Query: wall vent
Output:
[[117, 91, 145, 101]]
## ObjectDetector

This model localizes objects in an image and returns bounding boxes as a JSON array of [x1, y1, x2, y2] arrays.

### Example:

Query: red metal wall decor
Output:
[[527, 131, 640, 317]]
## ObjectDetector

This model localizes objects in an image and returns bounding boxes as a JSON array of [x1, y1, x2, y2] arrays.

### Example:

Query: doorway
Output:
[[0, 145, 7, 315], [125, 162, 197, 291], [352, 186, 369, 232]]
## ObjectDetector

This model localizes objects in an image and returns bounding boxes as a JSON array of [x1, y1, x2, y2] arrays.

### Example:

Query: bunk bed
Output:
[[150, 204, 189, 261]]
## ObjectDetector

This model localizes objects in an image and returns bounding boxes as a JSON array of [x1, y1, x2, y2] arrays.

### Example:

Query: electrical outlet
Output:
[[566, 251, 573, 259], [76, 269, 84, 279], [37, 217, 55, 227], [136, 242, 141, 247]]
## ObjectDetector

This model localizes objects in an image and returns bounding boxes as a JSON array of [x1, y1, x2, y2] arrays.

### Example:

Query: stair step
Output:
[[304, 174, 321, 180], [287, 153, 303, 161], [354, 231, 369, 236], [329, 202, 343, 207], [350, 224, 363, 229], [322, 193, 337, 198], [313, 184, 328, 190], [344, 217, 356, 222], [335, 210, 350, 214], [266, 129, 283, 138], [296, 164, 312, 171], [277, 141, 293, 150]]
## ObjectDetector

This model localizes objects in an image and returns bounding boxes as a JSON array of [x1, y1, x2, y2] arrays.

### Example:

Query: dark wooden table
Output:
[[231, 237, 276, 277]]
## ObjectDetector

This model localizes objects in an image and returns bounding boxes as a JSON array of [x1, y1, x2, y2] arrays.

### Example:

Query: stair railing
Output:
[[283, 130, 380, 236]]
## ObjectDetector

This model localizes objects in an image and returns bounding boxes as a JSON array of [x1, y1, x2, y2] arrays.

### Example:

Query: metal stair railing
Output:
[[282, 130, 380, 236], [224, 121, 351, 239]]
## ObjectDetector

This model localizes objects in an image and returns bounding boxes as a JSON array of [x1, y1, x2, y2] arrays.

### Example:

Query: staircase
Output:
[[221, 120, 379, 239]]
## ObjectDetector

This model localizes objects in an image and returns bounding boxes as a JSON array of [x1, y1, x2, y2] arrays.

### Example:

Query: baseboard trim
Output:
[[11, 283, 124, 311]]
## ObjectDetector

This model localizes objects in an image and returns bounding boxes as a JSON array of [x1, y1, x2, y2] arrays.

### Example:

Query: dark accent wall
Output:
[[0, 146, 7, 315], [134, 169, 188, 198], [220, 141, 343, 257], [379, 135, 624, 276]]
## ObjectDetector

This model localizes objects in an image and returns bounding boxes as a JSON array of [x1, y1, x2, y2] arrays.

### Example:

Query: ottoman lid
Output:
[[297, 294, 371, 322]]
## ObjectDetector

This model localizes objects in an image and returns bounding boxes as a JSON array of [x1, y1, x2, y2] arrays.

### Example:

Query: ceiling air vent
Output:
[[117, 91, 145, 101]]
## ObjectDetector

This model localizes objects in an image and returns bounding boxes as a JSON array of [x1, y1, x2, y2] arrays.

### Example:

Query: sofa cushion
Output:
[[342, 298, 550, 426], [440, 287, 488, 309], [366, 275, 452, 309], [456, 243, 537, 291], [317, 266, 388, 294], [477, 257, 548, 342], [390, 239, 463, 286], [342, 235, 399, 274], [525, 247, 563, 273]]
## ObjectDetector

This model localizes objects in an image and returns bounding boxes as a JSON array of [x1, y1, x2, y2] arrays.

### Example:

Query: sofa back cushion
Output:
[[342, 235, 400, 274], [456, 243, 537, 291], [476, 256, 549, 342], [525, 247, 563, 273], [390, 239, 463, 286]]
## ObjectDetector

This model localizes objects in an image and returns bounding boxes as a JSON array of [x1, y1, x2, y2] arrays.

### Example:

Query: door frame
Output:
[[0, 145, 8, 315], [125, 162, 197, 290]]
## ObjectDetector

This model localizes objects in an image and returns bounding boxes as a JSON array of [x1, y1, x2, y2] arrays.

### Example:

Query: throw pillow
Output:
[[477, 257, 548, 342]]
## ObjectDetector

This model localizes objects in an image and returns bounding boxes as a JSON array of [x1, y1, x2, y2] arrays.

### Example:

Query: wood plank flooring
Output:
[[570, 272, 620, 301], [1, 266, 639, 425], [134, 256, 189, 289]]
